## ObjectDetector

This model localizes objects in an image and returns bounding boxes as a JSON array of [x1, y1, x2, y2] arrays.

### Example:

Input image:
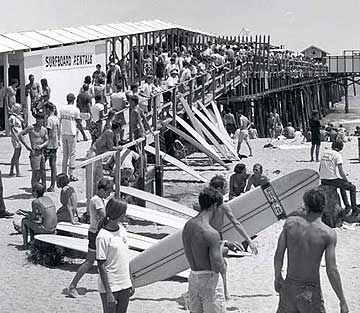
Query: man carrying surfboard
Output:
[[183, 187, 234, 313], [274, 188, 349, 313]]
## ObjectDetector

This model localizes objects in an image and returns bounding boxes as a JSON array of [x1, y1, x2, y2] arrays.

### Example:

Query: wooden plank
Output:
[[144, 145, 207, 183], [175, 115, 220, 157], [179, 97, 204, 137], [163, 122, 229, 169], [193, 107, 239, 160], [194, 108, 240, 161]]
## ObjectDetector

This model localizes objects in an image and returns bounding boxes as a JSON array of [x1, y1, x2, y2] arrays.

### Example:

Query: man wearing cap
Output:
[[164, 69, 179, 102], [60, 93, 81, 182]]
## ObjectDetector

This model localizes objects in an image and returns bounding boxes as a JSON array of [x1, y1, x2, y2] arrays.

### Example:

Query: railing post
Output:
[[114, 150, 122, 198], [212, 69, 216, 99], [202, 74, 206, 105], [154, 131, 163, 196], [151, 96, 157, 130], [172, 87, 177, 126], [85, 163, 94, 206], [188, 79, 193, 108]]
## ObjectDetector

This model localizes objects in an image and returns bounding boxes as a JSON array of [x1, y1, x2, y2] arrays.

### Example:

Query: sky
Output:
[[1, 0, 359, 55]]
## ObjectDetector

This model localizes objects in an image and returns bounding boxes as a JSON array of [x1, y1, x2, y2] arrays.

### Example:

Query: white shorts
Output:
[[80, 113, 91, 121], [239, 129, 250, 143], [188, 271, 226, 313]]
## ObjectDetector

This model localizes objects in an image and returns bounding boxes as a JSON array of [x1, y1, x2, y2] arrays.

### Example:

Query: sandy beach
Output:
[[1, 95, 360, 313]]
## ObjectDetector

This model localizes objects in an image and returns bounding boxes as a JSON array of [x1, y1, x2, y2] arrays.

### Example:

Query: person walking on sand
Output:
[[183, 187, 235, 312], [96, 198, 135, 313], [309, 110, 321, 162], [236, 111, 253, 157], [64, 177, 113, 298], [207, 175, 258, 300], [274, 188, 349, 313]]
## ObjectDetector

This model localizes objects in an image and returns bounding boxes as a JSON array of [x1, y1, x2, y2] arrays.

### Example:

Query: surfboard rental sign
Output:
[[43, 52, 95, 71]]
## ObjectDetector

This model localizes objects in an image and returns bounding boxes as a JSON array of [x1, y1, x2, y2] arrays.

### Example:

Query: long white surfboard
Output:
[[120, 186, 196, 218], [130, 169, 320, 288], [35, 234, 140, 257], [144, 145, 207, 183], [211, 101, 234, 145], [35, 234, 190, 279], [127, 204, 187, 229], [56, 222, 158, 251]]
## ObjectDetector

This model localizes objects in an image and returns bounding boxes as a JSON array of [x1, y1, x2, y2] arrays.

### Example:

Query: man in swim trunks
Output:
[[236, 111, 253, 157], [21, 182, 57, 249], [274, 188, 349, 313], [19, 112, 48, 188], [183, 187, 229, 313]]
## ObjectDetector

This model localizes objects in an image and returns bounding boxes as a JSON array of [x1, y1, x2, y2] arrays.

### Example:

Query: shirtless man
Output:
[[21, 182, 57, 249], [236, 111, 253, 157], [183, 187, 230, 313], [274, 188, 349, 313], [25, 74, 41, 105], [19, 112, 48, 188]]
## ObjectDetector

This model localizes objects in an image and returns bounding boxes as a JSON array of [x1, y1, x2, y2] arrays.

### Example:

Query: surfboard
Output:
[[35, 234, 140, 258], [120, 186, 196, 218], [56, 222, 158, 251], [130, 169, 319, 288], [144, 145, 207, 183], [197, 101, 217, 124], [211, 101, 234, 145], [193, 107, 239, 159], [34, 234, 190, 279], [162, 121, 229, 169], [175, 115, 220, 157], [179, 97, 204, 138], [127, 204, 187, 229]]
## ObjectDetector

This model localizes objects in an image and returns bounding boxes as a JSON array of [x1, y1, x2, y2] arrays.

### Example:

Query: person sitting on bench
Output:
[[21, 183, 57, 249]]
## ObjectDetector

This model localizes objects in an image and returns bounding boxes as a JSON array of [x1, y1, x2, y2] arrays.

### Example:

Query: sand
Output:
[[1, 96, 360, 313]]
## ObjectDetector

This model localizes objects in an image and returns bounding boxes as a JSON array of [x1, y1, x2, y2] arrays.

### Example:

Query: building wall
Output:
[[303, 48, 323, 59], [24, 41, 106, 109]]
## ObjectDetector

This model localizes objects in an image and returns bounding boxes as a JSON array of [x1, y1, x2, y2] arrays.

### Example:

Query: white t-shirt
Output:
[[88, 195, 105, 233], [319, 150, 343, 180], [96, 225, 132, 293], [91, 102, 104, 122], [46, 115, 60, 149], [60, 105, 80, 136], [121, 150, 139, 170], [111, 92, 127, 111]]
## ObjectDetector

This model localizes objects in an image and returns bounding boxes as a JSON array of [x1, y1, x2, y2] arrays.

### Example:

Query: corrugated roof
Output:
[[0, 19, 213, 54]]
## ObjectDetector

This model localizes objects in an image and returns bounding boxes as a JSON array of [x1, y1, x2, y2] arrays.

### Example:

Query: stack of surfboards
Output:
[[162, 99, 240, 170], [35, 169, 319, 288]]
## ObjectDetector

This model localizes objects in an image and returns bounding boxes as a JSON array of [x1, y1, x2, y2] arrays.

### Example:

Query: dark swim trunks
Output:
[[277, 278, 326, 313]]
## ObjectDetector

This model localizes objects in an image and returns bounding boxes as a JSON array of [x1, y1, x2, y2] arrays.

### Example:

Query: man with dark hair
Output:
[[21, 182, 57, 249], [25, 74, 41, 106], [44, 102, 60, 192], [320, 140, 359, 217], [92, 64, 106, 84], [309, 110, 321, 162], [274, 188, 349, 313], [60, 93, 81, 182], [183, 187, 228, 313], [19, 112, 48, 188], [76, 84, 91, 141]]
